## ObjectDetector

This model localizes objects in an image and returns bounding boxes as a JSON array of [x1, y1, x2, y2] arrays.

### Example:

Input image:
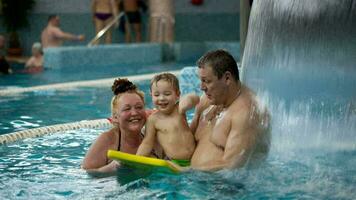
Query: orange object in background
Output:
[[191, 0, 203, 6]]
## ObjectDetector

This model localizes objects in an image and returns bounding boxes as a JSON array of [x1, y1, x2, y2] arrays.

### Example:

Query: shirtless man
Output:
[[91, 0, 118, 44], [41, 15, 85, 48], [119, 0, 142, 42], [187, 49, 271, 171]]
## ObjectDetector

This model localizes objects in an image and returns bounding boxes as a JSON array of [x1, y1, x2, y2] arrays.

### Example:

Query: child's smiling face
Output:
[[151, 80, 180, 114]]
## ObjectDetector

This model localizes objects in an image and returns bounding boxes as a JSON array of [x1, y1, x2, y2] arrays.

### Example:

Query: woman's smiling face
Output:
[[113, 93, 146, 133]]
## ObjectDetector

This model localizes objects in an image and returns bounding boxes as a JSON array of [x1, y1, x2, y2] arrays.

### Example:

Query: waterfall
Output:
[[241, 0, 356, 151]]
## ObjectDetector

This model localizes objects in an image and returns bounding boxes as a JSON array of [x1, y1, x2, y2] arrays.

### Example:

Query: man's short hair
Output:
[[197, 49, 239, 81], [48, 15, 58, 22]]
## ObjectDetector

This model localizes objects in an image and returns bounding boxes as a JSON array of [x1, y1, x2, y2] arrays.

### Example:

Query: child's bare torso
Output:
[[151, 110, 195, 160]]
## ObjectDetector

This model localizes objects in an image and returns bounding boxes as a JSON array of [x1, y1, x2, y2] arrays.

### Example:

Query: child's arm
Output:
[[136, 117, 157, 156], [178, 93, 200, 114]]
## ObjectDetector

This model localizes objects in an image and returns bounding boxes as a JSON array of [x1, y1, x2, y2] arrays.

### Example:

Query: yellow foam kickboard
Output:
[[107, 150, 181, 173]]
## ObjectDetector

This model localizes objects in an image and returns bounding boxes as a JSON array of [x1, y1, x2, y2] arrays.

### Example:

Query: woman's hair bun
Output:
[[111, 78, 137, 95]]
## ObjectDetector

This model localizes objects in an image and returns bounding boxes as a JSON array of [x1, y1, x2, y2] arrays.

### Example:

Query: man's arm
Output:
[[136, 117, 157, 156], [222, 107, 259, 168], [195, 109, 257, 171], [52, 27, 84, 41]]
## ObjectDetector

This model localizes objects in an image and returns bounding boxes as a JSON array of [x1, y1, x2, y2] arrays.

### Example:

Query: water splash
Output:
[[241, 0, 356, 150]]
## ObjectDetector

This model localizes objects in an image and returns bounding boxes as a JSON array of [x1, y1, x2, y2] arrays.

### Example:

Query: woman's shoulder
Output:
[[97, 128, 118, 142]]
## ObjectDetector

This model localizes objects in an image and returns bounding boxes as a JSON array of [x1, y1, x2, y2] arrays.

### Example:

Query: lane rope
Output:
[[0, 118, 111, 145]]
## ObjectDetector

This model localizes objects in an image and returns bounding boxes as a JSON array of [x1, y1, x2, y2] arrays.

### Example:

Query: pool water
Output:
[[1, 72, 355, 199], [0, 81, 153, 135], [1, 63, 355, 199], [0, 62, 186, 88], [1, 126, 355, 199]]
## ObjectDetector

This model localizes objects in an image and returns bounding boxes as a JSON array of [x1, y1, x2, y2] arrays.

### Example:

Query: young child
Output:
[[136, 72, 199, 166]]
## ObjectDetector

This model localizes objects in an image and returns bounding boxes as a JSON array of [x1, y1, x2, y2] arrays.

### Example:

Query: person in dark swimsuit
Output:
[[125, 11, 141, 24], [95, 13, 113, 21], [119, 0, 143, 42], [91, 0, 118, 44]]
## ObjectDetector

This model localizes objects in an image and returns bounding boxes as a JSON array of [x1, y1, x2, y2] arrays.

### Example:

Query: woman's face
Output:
[[113, 93, 146, 133]]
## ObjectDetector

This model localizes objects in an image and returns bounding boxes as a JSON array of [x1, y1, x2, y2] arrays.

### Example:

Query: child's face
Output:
[[151, 80, 180, 114]]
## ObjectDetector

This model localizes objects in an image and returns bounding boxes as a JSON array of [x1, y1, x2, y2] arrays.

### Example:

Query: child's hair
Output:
[[111, 78, 145, 116], [150, 73, 180, 94]]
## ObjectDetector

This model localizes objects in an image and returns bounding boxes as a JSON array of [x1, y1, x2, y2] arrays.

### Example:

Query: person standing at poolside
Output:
[[118, 0, 143, 43], [82, 78, 160, 173], [178, 49, 271, 171], [41, 15, 85, 48], [148, 0, 174, 43], [136, 73, 199, 167], [91, 0, 118, 44]]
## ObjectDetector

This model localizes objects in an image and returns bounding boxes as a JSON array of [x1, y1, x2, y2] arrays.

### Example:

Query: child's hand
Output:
[[178, 93, 200, 114]]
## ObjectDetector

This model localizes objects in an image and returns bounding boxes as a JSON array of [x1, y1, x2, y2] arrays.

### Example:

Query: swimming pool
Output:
[[1, 65, 355, 199], [0, 81, 154, 135], [1, 0, 356, 197]]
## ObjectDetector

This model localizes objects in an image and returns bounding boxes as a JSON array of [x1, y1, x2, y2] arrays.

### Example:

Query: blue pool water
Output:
[[1, 0, 356, 198], [0, 81, 154, 135], [0, 112, 355, 199], [1, 68, 355, 199], [0, 62, 185, 88]]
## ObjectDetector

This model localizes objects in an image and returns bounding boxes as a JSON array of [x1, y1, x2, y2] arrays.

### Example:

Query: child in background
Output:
[[25, 42, 44, 73], [136, 72, 199, 166]]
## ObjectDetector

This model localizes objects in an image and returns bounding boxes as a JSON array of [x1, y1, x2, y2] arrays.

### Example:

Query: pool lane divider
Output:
[[0, 70, 181, 96], [0, 118, 111, 145]]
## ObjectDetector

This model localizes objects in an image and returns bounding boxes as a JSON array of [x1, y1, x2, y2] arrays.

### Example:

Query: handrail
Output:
[[87, 12, 125, 47]]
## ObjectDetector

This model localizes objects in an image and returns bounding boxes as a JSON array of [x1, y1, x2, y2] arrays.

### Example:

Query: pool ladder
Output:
[[87, 12, 126, 47]]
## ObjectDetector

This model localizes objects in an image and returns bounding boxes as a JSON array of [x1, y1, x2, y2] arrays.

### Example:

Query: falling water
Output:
[[241, 0, 356, 151]]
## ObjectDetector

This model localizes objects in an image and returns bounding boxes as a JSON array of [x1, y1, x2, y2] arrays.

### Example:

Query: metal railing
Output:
[[87, 12, 125, 47]]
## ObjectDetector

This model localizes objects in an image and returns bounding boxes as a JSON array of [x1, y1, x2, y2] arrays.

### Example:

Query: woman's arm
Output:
[[82, 130, 118, 173]]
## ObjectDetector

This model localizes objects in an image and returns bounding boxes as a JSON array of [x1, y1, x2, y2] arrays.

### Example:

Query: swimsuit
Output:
[[95, 13, 113, 21], [125, 11, 141, 23], [116, 131, 160, 158], [171, 159, 190, 167]]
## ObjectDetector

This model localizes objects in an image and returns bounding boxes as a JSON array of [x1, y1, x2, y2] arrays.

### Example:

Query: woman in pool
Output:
[[82, 78, 158, 173]]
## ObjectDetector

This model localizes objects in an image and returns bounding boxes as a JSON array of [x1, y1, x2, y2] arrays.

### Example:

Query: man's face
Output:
[[53, 17, 60, 26], [198, 65, 227, 105]]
